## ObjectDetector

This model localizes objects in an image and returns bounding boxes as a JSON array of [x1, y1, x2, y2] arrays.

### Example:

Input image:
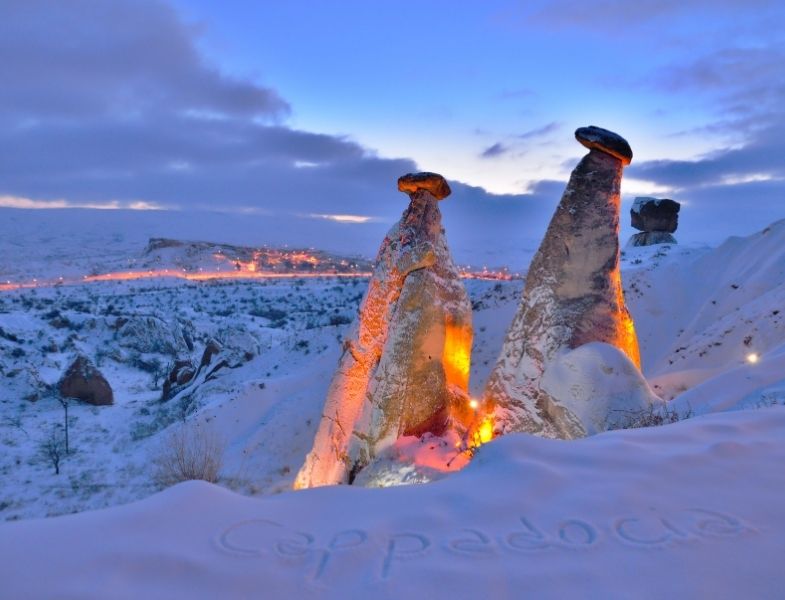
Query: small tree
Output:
[[57, 396, 71, 454], [41, 427, 65, 475], [152, 425, 224, 488]]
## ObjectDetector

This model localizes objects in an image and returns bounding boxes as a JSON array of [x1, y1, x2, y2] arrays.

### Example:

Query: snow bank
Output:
[[540, 342, 662, 435], [2, 406, 784, 599]]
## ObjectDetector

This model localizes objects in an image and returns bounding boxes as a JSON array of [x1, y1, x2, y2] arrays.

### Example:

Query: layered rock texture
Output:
[[628, 197, 681, 247], [296, 173, 473, 488], [484, 126, 641, 439]]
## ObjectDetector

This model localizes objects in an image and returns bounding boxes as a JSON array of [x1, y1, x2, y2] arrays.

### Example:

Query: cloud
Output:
[[443, 180, 561, 268], [0, 195, 165, 210], [518, 0, 783, 31], [649, 45, 785, 129], [0, 0, 289, 120], [517, 121, 561, 140], [0, 0, 559, 267], [477, 122, 561, 163], [0, 0, 411, 220], [628, 116, 785, 187], [628, 37, 785, 187], [307, 213, 379, 224], [619, 178, 785, 246], [480, 142, 509, 159], [498, 88, 538, 100], [623, 118, 785, 243]]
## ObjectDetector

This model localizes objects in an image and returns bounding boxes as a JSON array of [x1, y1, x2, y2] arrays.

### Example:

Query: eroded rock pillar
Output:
[[295, 173, 473, 488], [484, 126, 641, 439]]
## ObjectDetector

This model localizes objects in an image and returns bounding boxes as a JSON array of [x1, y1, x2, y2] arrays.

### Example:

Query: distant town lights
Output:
[[746, 352, 759, 364]]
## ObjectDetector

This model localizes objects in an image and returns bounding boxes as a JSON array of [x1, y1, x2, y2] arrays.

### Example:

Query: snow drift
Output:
[[1, 406, 783, 599]]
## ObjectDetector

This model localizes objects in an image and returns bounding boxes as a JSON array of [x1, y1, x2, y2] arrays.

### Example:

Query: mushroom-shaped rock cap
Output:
[[397, 172, 451, 200], [575, 126, 633, 166]]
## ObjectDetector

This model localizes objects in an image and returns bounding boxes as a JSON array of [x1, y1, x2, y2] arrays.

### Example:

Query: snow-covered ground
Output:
[[621, 221, 785, 412], [0, 270, 517, 519], [3, 407, 784, 599], [1, 210, 784, 597]]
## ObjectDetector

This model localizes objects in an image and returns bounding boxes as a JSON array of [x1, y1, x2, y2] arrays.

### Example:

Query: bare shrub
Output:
[[152, 425, 225, 488], [609, 403, 694, 431], [40, 427, 65, 475]]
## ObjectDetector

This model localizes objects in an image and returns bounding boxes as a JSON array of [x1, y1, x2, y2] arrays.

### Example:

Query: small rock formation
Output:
[[160, 335, 254, 402], [59, 355, 114, 406], [161, 358, 195, 401], [628, 197, 680, 246], [199, 339, 222, 372], [295, 172, 473, 488], [484, 126, 641, 439]]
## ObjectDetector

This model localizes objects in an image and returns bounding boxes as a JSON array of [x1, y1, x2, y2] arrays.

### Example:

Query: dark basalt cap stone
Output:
[[398, 172, 452, 200], [631, 197, 680, 233], [575, 126, 633, 166]]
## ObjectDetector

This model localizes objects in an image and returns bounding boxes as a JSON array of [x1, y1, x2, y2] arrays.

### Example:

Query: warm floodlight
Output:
[[468, 399, 479, 410], [746, 352, 759, 364]]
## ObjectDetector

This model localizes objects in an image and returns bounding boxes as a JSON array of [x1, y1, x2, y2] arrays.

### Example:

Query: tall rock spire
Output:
[[295, 172, 473, 488], [484, 126, 641, 438]]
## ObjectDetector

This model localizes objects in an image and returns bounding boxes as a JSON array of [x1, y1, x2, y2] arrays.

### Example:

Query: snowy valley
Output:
[[1, 214, 784, 598]]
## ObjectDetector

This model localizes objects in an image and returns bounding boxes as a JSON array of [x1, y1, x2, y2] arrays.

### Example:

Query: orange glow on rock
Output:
[[610, 266, 641, 368], [443, 317, 471, 391], [476, 416, 494, 445]]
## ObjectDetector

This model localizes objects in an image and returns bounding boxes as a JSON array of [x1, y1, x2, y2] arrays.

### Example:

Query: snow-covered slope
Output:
[[0, 275, 517, 519], [2, 406, 783, 599], [623, 219, 785, 411]]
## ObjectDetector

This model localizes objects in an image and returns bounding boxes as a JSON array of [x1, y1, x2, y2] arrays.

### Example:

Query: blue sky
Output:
[[1, 0, 784, 263], [169, 0, 726, 191]]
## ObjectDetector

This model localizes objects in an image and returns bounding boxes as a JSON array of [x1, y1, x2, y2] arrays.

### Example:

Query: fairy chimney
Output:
[[295, 172, 473, 488], [483, 126, 641, 439]]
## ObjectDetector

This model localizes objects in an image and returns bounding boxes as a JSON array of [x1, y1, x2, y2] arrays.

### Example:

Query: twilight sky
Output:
[[1, 0, 784, 265]]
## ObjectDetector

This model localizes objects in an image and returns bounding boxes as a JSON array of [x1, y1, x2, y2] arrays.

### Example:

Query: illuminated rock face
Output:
[[484, 126, 640, 439], [295, 173, 473, 488]]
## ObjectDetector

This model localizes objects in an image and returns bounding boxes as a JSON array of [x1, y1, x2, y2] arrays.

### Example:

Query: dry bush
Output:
[[152, 425, 225, 488], [608, 403, 693, 431]]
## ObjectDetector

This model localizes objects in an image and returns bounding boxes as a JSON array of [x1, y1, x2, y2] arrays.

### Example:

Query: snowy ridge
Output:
[[623, 219, 785, 409]]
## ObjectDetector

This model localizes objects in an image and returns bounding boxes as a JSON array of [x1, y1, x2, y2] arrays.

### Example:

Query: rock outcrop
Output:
[[116, 315, 194, 356], [628, 197, 680, 246], [296, 172, 473, 488], [59, 355, 114, 406], [161, 358, 195, 401], [484, 126, 641, 439], [160, 334, 257, 402]]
